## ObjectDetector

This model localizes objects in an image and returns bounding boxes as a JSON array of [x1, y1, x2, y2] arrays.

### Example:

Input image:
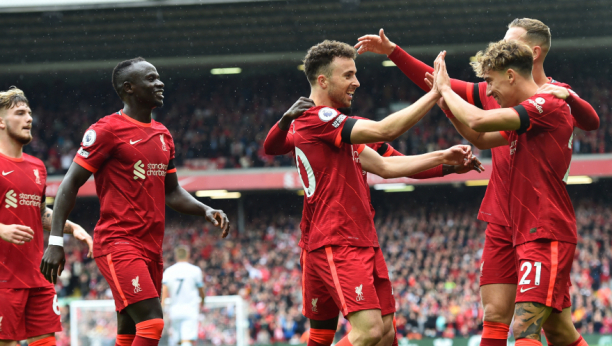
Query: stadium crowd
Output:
[[52, 192, 612, 343], [21, 55, 612, 174]]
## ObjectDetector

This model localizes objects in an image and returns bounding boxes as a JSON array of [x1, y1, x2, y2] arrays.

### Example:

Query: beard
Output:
[[7, 125, 32, 145]]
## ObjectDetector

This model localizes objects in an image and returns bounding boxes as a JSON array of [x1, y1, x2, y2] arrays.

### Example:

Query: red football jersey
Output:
[[0, 152, 51, 289], [292, 106, 377, 251], [470, 78, 576, 227], [73, 111, 176, 259], [500, 94, 576, 245]]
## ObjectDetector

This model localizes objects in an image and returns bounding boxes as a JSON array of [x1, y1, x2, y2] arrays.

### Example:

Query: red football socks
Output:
[[481, 321, 509, 346], [29, 336, 56, 346], [335, 335, 353, 346], [308, 329, 336, 346], [516, 339, 542, 346], [115, 334, 135, 346], [132, 318, 164, 346]]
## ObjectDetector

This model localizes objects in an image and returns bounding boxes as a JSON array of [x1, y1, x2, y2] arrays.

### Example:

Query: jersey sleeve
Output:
[[565, 90, 600, 131], [195, 267, 204, 288], [166, 131, 177, 174], [512, 95, 566, 135], [73, 122, 115, 173], [263, 123, 295, 155], [309, 107, 354, 147]]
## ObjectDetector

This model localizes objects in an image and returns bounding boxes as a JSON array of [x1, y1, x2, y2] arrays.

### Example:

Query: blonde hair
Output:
[[0, 86, 29, 111], [508, 18, 551, 53], [470, 40, 534, 78], [175, 245, 190, 261]]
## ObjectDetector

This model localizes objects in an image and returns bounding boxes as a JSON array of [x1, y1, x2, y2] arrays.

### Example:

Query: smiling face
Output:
[[483, 69, 517, 108], [125, 61, 165, 108], [325, 57, 360, 109], [0, 102, 33, 145]]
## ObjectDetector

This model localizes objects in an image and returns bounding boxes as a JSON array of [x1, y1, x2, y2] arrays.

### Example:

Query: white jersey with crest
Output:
[[162, 261, 204, 319]]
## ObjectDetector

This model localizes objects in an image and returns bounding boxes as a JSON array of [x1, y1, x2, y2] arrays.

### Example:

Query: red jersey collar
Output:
[[118, 110, 152, 127], [0, 150, 24, 162]]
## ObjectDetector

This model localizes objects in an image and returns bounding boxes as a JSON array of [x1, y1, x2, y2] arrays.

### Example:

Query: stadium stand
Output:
[[19, 53, 612, 173], [52, 183, 612, 342]]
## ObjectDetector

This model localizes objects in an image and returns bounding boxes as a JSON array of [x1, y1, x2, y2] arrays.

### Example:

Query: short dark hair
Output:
[[0, 86, 29, 110], [112, 57, 146, 98], [470, 40, 533, 78], [303, 40, 357, 85], [508, 18, 551, 53]]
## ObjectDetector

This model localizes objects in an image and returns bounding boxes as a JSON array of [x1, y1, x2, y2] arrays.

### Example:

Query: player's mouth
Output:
[[347, 91, 355, 100], [155, 90, 164, 99]]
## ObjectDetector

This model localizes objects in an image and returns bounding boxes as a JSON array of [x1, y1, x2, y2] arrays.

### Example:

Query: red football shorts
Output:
[[515, 240, 574, 312], [95, 251, 163, 312], [0, 286, 62, 340], [480, 223, 517, 286], [300, 246, 395, 320]]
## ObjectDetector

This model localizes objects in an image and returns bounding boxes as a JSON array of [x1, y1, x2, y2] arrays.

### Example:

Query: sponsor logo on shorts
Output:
[[132, 276, 142, 293], [355, 284, 364, 301], [520, 286, 536, 293], [312, 298, 318, 313]]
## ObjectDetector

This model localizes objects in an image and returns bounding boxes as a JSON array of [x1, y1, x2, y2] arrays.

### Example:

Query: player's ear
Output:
[[532, 46, 542, 61], [506, 69, 516, 85], [317, 74, 328, 89], [123, 81, 134, 96]]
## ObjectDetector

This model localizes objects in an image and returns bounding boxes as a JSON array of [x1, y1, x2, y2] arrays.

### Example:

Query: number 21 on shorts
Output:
[[519, 261, 542, 286]]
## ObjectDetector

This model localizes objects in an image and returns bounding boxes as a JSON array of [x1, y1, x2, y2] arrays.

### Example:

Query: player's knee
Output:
[[135, 318, 164, 340], [353, 320, 384, 346], [483, 301, 514, 325]]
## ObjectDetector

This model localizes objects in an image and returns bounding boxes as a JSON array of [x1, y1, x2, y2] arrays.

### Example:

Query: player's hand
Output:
[[279, 97, 315, 130], [536, 83, 570, 100], [206, 208, 230, 238], [71, 224, 93, 258], [433, 51, 451, 94], [355, 28, 397, 56], [454, 155, 485, 174], [0, 224, 34, 244], [40, 244, 66, 285], [424, 72, 450, 110], [441, 145, 472, 166]]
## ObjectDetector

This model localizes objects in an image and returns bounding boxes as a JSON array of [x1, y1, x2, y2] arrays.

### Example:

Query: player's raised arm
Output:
[[164, 171, 230, 237], [435, 51, 521, 135], [348, 89, 439, 144], [536, 83, 600, 131], [355, 29, 475, 101], [359, 144, 473, 179], [263, 97, 314, 155], [40, 162, 93, 284]]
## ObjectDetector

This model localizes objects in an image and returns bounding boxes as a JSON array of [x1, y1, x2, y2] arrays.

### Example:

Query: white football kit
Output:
[[163, 262, 204, 342]]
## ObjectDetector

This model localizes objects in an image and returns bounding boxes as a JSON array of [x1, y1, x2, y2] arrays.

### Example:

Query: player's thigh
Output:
[[95, 252, 160, 312], [301, 249, 340, 321], [117, 311, 137, 335], [24, 286, 62, 339], [346, 309, 383, 338], [515, 241, 574, 313], [310, 316, 339, 331], [0, 341, 18, 346], [480, 224, 517, 287], [542, 308, 580, 346], [318, 246, 382, 318], [480, 284, 516, 324], [372, 248, 395, 318], [0, 288, 28, 341], [124, 297, 163, 324], [178, 318, 198, 341]]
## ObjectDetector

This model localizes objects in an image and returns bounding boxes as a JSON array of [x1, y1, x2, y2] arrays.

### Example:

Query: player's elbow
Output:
[[468, 116, 489, 133]]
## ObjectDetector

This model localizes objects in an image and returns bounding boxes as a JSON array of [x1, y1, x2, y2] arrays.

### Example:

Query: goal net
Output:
[[70, 296, 248, 346]]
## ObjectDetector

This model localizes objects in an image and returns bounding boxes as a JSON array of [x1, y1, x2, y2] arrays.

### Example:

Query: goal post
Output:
[[70, 295, 248, 346]]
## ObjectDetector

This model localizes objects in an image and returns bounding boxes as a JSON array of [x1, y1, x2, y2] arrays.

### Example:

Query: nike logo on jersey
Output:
[[520, 286, 536, 293], [130, 139, 142, 145], [2, 171, 13, 176]]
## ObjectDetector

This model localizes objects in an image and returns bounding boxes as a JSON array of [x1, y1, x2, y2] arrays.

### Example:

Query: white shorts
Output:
[[169, 317, 198, 343]]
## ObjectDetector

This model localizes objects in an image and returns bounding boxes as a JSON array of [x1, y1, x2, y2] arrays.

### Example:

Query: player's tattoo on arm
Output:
[[41, 207, 73, 233], [513, 302, 552, 341]]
